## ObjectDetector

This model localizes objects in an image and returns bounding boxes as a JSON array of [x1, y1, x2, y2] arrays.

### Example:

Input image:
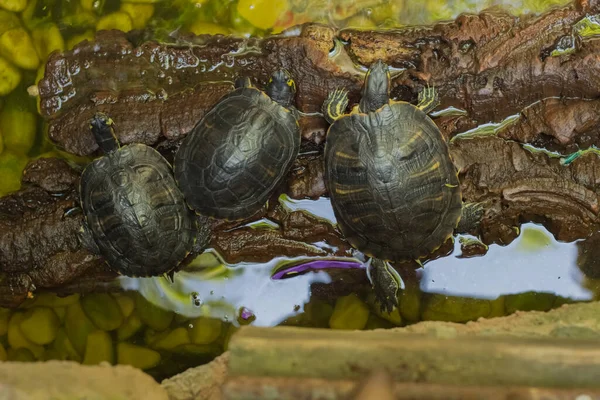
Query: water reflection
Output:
[[122, 196, 594, 328], [422, 225, 592, 301], [120, 253, 364, 327]]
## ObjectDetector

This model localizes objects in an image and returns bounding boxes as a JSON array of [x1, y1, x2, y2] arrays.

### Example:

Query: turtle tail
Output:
[[90, 113, 120, 154]]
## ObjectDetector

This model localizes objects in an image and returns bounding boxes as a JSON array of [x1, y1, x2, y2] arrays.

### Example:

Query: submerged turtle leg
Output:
[[234, 76, 252, 88], [366, 258, 403, 313], [78, 222, 100, 255], [192, 214, 212, 254], [416, 85, 440, 114], [322, 88, 349, 124], [456, 202, 485, 234]]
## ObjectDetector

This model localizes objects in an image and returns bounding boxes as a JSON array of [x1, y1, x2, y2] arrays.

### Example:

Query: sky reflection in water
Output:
[[120, 196, 592, 327]]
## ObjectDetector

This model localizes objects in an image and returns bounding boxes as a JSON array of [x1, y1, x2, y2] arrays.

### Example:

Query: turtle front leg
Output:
[[456, 202, 485, 234], [78, 222, 100, 255], [417, 86, 440, 115], [366, 258, 403, 313], [322, 88, 349, 124]]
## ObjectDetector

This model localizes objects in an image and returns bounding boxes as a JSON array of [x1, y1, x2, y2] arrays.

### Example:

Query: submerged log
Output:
[[4, 0, 600, 307]]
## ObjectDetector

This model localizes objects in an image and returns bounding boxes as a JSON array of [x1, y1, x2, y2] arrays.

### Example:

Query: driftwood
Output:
[[38, 0, 600, 155], [3, 0, 600, 307], [222, 325, 600, 399], [161, 302, 600, 399]]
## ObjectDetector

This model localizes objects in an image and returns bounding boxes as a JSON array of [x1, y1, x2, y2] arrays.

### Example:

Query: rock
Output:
[[82, 330, 114, 365], [117, 343, 161, 370], [0, 361, 169, 399], [189, 317, 223, 345], [135, 292, 174, 331], [19, 307, 60, 345], [160, 352, 229, 400], [81, 293, 124, 331], [329, 294, 370, 330]]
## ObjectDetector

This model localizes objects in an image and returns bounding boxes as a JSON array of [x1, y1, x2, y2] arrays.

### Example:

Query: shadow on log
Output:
[[3, 0, 600, 307]]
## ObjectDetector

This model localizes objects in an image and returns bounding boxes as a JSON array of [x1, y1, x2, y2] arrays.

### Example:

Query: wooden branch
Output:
[[225, 326, 600, 390], [38, 0, 600, 156], [223, 376, 600, 400]]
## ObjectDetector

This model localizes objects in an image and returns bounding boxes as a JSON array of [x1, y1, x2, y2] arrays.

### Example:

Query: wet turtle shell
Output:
[[80, 142, 197, 277], [324, 101, 463, 261], [174, 84, 300, 220]]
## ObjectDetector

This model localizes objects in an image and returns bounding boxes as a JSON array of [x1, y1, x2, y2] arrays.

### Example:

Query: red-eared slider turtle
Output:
[[174, 70, 301, 220], [322, 60, 482, 312], [79, 113, 211, 277]]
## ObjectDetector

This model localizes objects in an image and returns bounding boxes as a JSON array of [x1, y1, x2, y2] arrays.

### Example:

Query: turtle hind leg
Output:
[[417, 85, 440, 114], [78, 222, 100, 255], [192, 214, 212, 254], [366, 258, 402, 313], [322, 88, 349, 124], [234, 76, 252, 88], [456, 202, 485, 234]]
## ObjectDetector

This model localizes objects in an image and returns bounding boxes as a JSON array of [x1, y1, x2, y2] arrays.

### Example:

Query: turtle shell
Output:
[[174, 86, 300, 220], [80, 143, 196, 276], [324, 102, 462, 261]]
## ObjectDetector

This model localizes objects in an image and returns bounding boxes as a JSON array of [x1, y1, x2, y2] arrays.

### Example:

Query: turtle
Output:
[[79, 112, 211, 278], [322, 60, 483, 312], [173, 70, 301, 220]]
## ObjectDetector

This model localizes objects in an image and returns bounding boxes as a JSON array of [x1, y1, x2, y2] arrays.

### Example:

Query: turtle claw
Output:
[[366, 258, 401, 313], [375, 287, 399, 314], [78, 223, 100, 255], [164, 270, 176, 283]]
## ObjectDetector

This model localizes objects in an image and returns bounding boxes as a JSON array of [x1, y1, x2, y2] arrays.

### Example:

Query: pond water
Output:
[[2, 0, 595, 382]]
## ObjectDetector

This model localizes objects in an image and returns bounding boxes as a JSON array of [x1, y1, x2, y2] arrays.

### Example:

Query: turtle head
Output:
[[359, 60, 390, 113], [266, 69, 296, 108], [90, 113, 120, 154]]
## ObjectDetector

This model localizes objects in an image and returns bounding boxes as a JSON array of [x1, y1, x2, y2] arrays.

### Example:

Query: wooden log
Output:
[[38, 0, 600, 156], [5, 0, 600, 306], [222, 376, 600, 400], [226, 326, 600, 388]]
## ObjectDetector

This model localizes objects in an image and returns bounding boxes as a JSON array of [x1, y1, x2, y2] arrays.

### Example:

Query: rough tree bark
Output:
[[2, 0, 600, 307]]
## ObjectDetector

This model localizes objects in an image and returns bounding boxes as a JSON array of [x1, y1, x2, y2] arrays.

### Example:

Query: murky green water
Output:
[[2, 0, 594, 381]]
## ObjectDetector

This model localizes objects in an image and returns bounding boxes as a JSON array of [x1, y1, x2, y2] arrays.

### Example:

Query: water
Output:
[[0, 0, 587, 381], [121, 196, 594, 331]]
